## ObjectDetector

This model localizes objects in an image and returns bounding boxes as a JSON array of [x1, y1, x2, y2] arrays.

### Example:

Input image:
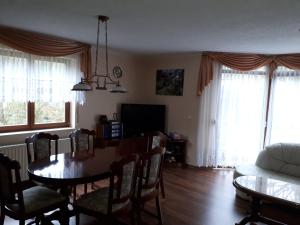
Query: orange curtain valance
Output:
[[198, 52, 300, 95], [0, 25, 91, 78]]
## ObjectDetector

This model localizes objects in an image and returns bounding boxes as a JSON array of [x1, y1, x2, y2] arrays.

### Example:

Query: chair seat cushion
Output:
[[135, 187, 156, 199], [134, 179, 156, 199], [75, 187, 129, 214], [7, 186, 66, 214]]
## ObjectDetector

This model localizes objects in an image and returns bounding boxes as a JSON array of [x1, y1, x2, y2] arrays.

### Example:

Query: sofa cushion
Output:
[[255, 143, 300, 177]]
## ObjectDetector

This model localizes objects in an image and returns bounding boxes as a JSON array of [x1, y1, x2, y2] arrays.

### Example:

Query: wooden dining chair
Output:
[[145, 131, 168, 198], [25, 132, 60, 191], [0, 153, 68, 225], [74, 154, 138, 225], [133, 147, 164, 225], [69, 128, 95, 154], [145, 131, 168, 150], [25, 132, 59, 164], [69, 128, 96, 198]]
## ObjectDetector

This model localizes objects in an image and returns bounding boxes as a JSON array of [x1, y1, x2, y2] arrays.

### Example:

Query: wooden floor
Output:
[[5, 165, 300, 225]]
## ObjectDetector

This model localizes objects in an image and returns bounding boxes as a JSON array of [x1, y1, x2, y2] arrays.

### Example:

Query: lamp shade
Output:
[[110, 84, 127, 93], [71, 82, 93, 91]]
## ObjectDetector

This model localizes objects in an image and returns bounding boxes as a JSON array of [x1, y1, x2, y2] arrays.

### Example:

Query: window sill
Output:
[[0, 127, 75, 146], [0, 127, 74, 137]]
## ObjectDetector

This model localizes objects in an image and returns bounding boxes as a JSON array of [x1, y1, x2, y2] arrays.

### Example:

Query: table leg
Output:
[[236, 197, 287, 225], [38, 186, 73, 224]]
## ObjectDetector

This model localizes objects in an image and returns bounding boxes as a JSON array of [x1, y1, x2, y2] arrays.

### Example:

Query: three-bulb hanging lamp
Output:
[[72, 15, 127, 93]]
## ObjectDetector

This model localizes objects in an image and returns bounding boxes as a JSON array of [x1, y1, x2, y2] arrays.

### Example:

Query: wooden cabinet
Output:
[[95, 121, 122, 148]]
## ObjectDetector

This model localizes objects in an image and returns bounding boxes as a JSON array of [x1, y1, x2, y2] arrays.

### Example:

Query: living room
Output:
[[1, 0, 300, 225]]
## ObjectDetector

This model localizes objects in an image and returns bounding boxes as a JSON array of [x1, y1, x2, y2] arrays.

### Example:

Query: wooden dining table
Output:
[[27, 147, 123, 223], [27, 147, 122, 188]]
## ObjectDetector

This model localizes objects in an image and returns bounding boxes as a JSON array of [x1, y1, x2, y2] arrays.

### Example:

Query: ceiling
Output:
[[1, 0, 300, 54]]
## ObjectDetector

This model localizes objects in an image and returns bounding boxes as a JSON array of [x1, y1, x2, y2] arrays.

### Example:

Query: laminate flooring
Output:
[[4, 166, 300, 225]]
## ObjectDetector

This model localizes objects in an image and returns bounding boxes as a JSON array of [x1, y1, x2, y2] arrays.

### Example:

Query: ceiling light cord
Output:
[[105, 19, 109, 79], [71, 15, 126, 92], [94, 16, 101, 77]]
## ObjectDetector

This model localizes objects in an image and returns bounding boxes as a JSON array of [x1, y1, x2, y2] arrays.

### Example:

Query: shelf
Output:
[[166, 138, 187, 166]]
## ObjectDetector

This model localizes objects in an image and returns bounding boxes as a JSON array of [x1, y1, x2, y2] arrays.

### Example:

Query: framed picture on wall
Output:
[[156, 69, 184, 96]]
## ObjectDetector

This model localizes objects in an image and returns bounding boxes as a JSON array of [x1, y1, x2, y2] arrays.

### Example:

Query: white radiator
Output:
[[0, 138, 71, 180]]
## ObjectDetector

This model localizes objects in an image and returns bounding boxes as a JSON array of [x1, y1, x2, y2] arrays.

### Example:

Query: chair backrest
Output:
[[137, 147, 164, 198], [25, 132, 59, 164], [0, 153, 24, 209], [118, 137, 149, 155], [108, 154, 138, 214], [145, 131, 168, 150], [69, 128, 95, 153]]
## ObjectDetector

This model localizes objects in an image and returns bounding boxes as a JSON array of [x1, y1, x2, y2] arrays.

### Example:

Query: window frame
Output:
[[0, 101, 71, 133]]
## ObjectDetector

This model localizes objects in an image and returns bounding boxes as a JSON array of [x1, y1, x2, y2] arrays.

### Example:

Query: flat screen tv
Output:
[[121, 104, 166, 138]]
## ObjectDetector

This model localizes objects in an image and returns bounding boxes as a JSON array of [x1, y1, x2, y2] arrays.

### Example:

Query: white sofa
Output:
[[234, 143, 300, 198]]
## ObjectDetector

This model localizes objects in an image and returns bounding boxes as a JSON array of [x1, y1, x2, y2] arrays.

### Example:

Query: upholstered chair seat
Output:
[[134, 183, 156, 198], [75, 188, 130, 214], [6, 186, 66, 214]]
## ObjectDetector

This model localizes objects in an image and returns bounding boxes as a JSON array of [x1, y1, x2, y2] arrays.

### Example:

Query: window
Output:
[[216, 67, 268, 166], [197, 63, 300, 167], [214, 65, 300, 166], [0, 45, 82, 132], [266, 66, 300, 144]]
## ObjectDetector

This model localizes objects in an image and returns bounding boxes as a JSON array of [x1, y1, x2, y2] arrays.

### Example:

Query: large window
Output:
[[266, 67, 300, 144], [216, 67, 268, 166], [214, 65, 300, 166], [0, 45, 82, 132]]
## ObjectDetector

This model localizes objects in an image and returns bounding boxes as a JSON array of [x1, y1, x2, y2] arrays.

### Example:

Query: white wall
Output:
[[142, 53, 202, 166]]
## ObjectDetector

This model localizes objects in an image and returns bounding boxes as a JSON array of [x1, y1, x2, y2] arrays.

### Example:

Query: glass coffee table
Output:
[[233, 176, 300, 225]]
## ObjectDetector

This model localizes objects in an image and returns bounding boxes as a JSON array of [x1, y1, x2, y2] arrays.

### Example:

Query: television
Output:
[[121, 104, 166, 138]]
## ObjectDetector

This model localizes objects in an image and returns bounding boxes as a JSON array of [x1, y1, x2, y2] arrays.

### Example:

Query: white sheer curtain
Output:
[[196, 62, 222, 166], [197, 65, 268, 167], [215, 67, 268, 166], [266, 66, 300, 144], [0, 44, 85, 104]]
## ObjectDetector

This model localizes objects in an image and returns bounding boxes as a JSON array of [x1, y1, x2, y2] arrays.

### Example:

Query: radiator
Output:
[[0, 138, 71, 180]]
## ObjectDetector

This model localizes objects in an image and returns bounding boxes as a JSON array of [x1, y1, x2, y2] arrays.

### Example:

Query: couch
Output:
[[233, 143, 300, 198]]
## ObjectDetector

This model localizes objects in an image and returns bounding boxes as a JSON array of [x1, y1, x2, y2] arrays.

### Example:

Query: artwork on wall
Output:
[[156, 69, 184, 96]]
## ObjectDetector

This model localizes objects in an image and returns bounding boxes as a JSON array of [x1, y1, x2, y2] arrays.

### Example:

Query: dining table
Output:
[[27, 146, 123, 224], [27, 147, 122, 188]]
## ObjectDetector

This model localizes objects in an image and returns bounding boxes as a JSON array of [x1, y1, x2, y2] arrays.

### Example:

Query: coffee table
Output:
[[233, 176, 300, 225]]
